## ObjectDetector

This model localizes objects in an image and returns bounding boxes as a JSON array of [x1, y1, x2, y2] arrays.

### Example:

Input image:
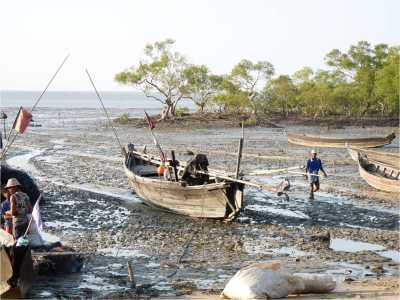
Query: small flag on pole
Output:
[[144, 111, 155, 130], [13, 107, 32, 134]]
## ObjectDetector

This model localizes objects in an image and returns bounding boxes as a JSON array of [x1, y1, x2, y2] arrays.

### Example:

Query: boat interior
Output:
[[125, 144, 216, 185], [361, 154, 400, 180]]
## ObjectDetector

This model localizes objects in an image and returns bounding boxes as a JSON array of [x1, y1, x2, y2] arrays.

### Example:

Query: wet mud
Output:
[[2, 108, 399, 298]]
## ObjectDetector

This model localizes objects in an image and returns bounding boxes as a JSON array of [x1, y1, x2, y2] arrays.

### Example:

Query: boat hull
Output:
[[348, 148, 400, 169], [357, 155, 400, 193], [288, 133, 395, 148], [124, 165, 243, 220]]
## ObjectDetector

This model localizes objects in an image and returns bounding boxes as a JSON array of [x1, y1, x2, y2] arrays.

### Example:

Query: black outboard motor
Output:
[[181, 154, 210, 185]]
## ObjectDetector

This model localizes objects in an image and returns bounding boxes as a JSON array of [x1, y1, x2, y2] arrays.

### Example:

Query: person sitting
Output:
[[1, 186, 13, 234], [4, 178, 32, 239]]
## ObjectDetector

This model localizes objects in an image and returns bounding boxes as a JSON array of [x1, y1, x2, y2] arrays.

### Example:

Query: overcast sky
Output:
[[1, 0, 398, 91]]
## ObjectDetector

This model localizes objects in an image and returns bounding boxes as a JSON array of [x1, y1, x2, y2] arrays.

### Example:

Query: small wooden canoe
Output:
[[348, 148, 400, 169], [357, 153, 400, 193], [287, 132, 395, 148], [124, 151, 244, 220]]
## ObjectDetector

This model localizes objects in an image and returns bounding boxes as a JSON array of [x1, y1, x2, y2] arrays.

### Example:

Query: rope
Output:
[[85, 69, 124, 154], [1, 54, 70, 159]]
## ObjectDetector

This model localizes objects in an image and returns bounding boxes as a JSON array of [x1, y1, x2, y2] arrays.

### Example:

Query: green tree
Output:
[[115, 39, 187, 120], [230, 59, 274, 115], [374, 46, 400, 115], [183, 65, 223, 113], [325, 41, 391, 116], [266, 75, 297, 117]]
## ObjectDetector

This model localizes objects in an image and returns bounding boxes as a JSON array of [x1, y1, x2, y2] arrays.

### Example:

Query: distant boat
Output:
[[287, 132, 395, 148], [357, 153, 400, 193], [347, 148, 400, 169]]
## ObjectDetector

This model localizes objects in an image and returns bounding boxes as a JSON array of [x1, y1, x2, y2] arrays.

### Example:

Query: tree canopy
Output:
[[116, 40, 399, 119]]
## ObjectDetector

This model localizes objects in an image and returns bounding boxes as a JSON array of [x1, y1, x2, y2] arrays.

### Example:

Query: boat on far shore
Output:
[[357, 153, 400, 193], [287, 132, 395, 148]]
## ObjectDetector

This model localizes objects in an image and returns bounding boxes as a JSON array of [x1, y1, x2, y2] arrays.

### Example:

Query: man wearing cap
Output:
[[306, 150, 327, 200], [4, 178, 32, 239]]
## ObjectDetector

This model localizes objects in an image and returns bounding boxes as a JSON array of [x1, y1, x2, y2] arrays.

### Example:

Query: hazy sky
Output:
[[1, 0, 398, 91]]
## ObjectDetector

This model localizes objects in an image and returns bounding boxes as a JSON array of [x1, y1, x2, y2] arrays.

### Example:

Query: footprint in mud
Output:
[[242, 190, 399, 231]]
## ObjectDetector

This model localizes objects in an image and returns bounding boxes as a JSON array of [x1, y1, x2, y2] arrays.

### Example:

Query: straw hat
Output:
[[5, 178, 21, 189]]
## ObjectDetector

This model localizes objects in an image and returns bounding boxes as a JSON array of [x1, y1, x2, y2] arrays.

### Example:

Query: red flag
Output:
[[144, 111, 155, 130], [13, 107, 32, 134]]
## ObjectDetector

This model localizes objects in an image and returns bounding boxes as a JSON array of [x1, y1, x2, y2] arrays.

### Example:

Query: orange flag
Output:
[[13, 107, 32, 134]]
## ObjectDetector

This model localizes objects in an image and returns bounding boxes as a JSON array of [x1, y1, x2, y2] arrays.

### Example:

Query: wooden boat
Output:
[[357, 153, 400, 193], [124, 150, 244, 220], [347, 148, 400, 169], [287, 132, 395, 148], [1, 239, 34, 298]]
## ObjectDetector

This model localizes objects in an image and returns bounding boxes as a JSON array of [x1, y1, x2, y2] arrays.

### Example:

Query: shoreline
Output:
[[114, 112, 399, 129]]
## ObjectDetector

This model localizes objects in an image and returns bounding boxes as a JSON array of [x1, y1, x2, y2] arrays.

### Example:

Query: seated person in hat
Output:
[[4, 178, 32, 239], [1, 186, 13, 234]]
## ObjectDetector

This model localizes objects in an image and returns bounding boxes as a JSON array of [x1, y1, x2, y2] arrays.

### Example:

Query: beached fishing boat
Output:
[[347, 148, 400, 169], [357, 153, 400, 193], [124, 150, 244, 220], [287, 132, 395, 148], [123, 147, 289, 220]]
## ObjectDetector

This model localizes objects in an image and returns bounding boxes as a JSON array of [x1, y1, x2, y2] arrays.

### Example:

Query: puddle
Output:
[[378, 250, 400, 263], [330, 238, 400, 263], [98, 247, 149, 258], [271, 247, 311, 257], [330, 238, 386, 252]]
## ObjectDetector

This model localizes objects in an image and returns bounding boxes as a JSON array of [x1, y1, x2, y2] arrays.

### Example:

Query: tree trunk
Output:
[[160, 104, 173, 120]]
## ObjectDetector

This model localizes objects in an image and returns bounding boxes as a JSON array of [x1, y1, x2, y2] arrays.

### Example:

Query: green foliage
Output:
[[115, 39, 187, 120], [183, 65, 223, 112], [117, 112, 130, 124], [175, 107, 190, 117], [116, 40, 399, 119]]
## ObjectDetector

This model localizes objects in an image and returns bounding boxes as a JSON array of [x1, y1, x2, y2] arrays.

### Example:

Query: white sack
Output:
[[294, 273, 336, 293], [221, 261, 304, 299]]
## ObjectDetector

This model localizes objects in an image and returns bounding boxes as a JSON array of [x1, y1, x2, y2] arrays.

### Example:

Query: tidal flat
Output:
[[3, 108, 399, 299]]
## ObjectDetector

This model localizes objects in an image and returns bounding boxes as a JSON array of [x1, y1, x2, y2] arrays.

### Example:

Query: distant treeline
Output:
[[115, 39, 399, 120]]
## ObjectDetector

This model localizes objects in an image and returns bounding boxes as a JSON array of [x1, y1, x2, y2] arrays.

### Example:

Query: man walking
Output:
[[306, 149, 327, 200]]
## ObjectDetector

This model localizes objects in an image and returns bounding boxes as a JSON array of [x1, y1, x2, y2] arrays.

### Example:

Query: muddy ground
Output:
[[2, 109, 399, 299]]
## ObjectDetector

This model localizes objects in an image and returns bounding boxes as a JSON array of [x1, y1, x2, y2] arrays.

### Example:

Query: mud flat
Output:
[[3, 109, 399, 299]]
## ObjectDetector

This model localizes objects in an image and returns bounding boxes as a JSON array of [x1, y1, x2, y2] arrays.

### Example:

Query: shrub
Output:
[[117, 112, 130, 124], [175, 107, 190, 117]]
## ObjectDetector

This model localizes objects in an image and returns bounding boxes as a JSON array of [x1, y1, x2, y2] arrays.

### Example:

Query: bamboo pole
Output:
[[235, 138, 244, 179], [128, 149, 289, 193]]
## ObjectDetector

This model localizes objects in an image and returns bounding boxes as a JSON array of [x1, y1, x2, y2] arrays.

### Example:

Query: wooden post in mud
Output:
[[171, 150, 179, 181], [127, 260, 136, 288], [235, 138, 244, 179]]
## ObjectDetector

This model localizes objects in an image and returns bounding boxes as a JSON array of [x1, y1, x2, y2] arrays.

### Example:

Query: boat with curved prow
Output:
[[123, 148, 244, 220], [347, 148, 400, 169], [287, 132, 395, 148], [357, 153, 400, 193]]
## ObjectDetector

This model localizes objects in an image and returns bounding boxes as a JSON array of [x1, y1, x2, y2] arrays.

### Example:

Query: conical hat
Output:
[[5, 178, 21, 189]]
